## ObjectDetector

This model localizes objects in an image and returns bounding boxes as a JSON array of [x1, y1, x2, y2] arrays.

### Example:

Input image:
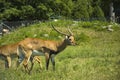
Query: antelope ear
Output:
[[65, 36, 69, 39]]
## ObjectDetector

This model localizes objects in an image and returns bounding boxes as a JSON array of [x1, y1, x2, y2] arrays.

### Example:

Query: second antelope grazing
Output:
[[0, 42, 42, 70], [0, 43, 19, 68], [18, 25, 76, 73]]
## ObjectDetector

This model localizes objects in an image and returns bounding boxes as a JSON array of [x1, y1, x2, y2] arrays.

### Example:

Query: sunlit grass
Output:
[[0, 20, 120, 80]]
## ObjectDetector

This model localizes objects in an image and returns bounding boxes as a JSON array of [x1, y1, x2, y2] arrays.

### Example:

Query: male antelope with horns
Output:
[[17, 25, 76, 73]]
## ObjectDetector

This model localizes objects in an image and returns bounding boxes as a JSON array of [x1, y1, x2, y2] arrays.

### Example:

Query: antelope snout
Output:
[[71, 41, 76, 46]]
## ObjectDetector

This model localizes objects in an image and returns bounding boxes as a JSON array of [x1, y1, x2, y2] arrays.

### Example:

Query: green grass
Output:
[[0, 20, 120, 80]]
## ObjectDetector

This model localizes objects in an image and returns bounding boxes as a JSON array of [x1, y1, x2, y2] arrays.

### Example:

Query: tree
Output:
[[92, 5, 105, 20], [101, 0, 120, 21], [35, 3, 49, 20], [1, 8, 20, 21], [92, 0, 105, 20], [71, 0, 90, 20], [20, 5, 35, 20], [1, 0, 114, 21]]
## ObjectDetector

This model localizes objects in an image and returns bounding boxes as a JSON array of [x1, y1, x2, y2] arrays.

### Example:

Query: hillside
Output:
[[0, 20, 120, 80]]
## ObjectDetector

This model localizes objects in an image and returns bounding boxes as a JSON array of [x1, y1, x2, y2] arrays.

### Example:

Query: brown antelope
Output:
[[17, 25, 76, 73], [0, 42, 42, 70]]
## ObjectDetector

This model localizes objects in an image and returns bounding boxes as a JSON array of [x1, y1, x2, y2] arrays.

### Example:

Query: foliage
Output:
[[1, 8, 20, 20], [0, 0, 109, 21], [92, 5, 105, 20], [1, 0, 120, 21], [20, 5, 35, 20], [72, 0, 90, 19], [101, 0, 120, 17]]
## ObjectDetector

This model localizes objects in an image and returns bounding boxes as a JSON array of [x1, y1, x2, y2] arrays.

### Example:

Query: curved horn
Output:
[[67, 26, 73, 35], [51, 25, 68, 36]]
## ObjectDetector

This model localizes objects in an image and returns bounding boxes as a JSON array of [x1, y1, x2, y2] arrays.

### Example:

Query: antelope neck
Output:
[[56, 39, 68, 53]]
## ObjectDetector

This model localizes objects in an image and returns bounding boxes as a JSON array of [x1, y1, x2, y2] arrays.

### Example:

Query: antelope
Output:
[[0, 42, 42, 70], [17, 25, 76, 73]]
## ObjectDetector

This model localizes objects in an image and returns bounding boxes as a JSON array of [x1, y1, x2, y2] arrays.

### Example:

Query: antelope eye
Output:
[[69, 38, 71, 41]]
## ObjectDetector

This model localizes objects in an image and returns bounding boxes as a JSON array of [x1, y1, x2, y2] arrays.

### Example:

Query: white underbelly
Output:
[[32, 50, 45, 56]]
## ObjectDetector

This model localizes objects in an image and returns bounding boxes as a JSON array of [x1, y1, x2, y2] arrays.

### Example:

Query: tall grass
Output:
[[0, 20, 120, 80]]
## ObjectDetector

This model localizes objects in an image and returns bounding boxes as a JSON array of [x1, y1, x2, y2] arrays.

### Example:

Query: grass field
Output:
[[0, 20, 120, 80]]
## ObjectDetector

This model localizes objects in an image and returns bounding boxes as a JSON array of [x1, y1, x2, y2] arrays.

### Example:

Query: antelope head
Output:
[[52, 25, 76, 46]]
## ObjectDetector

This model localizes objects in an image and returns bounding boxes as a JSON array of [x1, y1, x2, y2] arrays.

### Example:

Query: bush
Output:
[[20, 5, 35, 20], [1, 8, 20, 20]]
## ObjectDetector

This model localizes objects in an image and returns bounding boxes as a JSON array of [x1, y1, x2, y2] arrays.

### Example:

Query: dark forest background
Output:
[[0, 0, 120, 21]]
